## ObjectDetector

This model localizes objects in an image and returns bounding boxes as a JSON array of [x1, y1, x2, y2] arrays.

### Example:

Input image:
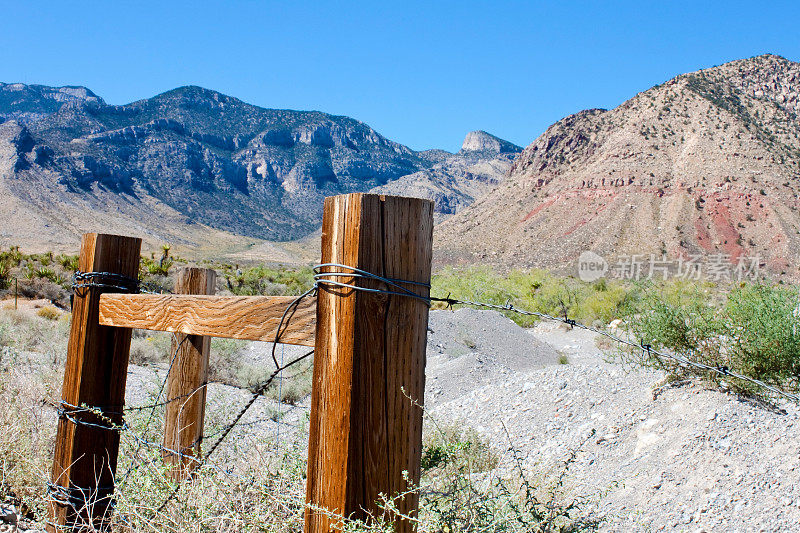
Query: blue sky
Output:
[[1, 1, 798, 152]]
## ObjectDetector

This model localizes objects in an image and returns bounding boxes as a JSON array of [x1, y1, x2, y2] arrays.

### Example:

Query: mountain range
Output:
[[0, 82, 518, 253], [2, 54, 799, 278]]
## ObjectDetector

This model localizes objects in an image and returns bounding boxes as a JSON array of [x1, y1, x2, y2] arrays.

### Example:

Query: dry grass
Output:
[[0, 306, 600, 532], [36, 306, 60, 321]]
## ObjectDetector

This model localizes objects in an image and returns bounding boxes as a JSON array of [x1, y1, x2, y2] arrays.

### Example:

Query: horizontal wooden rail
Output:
[[98, 294, 316, 347]]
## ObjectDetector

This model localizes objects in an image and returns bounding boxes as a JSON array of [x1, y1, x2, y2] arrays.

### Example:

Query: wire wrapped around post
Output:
[[48, 233, 141, 533]]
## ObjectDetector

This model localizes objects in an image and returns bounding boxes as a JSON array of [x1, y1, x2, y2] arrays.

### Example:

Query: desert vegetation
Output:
[[431, 266, 630, 327], [2, 247, 799, 530], [1, 251, 604, 531], [0, 303, 599, 531], [619, 280, 800, 396], [432, 266, 800, 401]]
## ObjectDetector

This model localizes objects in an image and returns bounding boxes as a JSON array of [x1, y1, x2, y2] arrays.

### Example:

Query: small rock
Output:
[[0, 504, 16, 523]]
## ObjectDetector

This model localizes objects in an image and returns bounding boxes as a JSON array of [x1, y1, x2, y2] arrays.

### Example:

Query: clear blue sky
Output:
[[1, 1, 798, 152]]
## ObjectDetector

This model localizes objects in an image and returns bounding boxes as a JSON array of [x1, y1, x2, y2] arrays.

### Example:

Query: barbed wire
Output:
[[119, 332, 187, 485], [72, 271, 140, 294], [47, 262, 799, 528], [426, 296, 800, 404], [309, 263, 800, 404], [49, 270, 317, 525], [155, 348, 314, 513]]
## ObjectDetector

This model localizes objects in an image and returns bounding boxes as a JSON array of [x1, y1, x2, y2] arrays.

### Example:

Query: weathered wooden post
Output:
[[162, 266, 216, 480], [305, 193, 434, 532], [48, 233, 141, 532]]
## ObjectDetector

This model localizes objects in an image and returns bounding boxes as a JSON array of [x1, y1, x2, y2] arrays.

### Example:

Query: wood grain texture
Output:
[[98, 293, 316, 347], [162, 267, 216, 480], [305, 193, 433, 532], [48, 233, 141, 532]]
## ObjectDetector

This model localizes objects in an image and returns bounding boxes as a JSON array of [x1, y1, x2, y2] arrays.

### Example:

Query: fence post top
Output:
[[177, 266, 217, 275], [80, 232, 142, 241], [325, 192, 434, 207]]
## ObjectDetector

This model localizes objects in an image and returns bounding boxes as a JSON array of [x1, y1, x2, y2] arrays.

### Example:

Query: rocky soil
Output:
[[5, 307, 797, 532], [426, 311, 800, 532], [125, 309, 800, 532]]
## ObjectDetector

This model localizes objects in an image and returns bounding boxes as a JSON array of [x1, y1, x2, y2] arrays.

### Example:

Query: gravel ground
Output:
[[37, 308, 799, 532], [426, 314, 800, 533]]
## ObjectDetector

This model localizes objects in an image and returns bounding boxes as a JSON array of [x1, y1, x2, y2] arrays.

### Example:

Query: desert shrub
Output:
[[140, 245, 175, 278], [31, 252, 53, 267], [0, 262, 9, 290], [0, 308, 69, 358], [222, 265, 314, 296], [265, 356, 314, 405], [34, 266, 57, 283], [619, 281, 800, 397], [723, 284, 800, 387], [421, 424, 497, 473], [0, 246, 24, 268], [0, 316, 601, 533], [141, 256, 173, 277], [55, 253, 79, 272], [418, 422, 599, 533], [0, 361, 60, 522], [139, 273, 173, 294], [622, 280, 717, 356], [129, 332, 172, 366], [17, 279, 70, 308], [36, 306, 60, 321], [0, 247, 74, 304], [431, 266, 631, 327], [224, 350, 314, 407], [207, 337, 249, 386], [574, 283, 631, 324]]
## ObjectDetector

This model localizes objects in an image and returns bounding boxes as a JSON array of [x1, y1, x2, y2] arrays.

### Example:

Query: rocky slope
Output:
[[436, 54, 800, 279], [0, 84, 515, 252], [371, 130, 521, 221], [429, 314, 800, 532]]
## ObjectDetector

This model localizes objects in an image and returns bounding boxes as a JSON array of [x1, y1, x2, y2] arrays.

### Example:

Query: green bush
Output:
[[421, 424, 497, 473], [34, 266, 57, 282], [36, 306, 60, 321], [222, 265, 314, 296], [723, 284, 800, 387], [418, 422, 599, 532], [619, 281, 800, 396], [0, 246, 24, 268], [55, 254, 79, 272], [0, 263, 9, 290], [139, 245, 175, 277], [431, 266, 631, 327]]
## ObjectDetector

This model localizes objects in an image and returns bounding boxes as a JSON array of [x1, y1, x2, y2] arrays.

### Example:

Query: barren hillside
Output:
[[436, 54, 800, 279]]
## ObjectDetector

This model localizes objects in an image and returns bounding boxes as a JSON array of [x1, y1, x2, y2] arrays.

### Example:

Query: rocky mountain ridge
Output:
[[0, 84, 517, 252], [436, 54, 800, 278], [372, 131, 521, 220]]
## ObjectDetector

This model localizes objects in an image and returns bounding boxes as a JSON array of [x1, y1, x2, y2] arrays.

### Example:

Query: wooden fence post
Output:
[[162, 266, 216, 480], [48, 233, 141, 532], [305, 193, 434, 532]]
